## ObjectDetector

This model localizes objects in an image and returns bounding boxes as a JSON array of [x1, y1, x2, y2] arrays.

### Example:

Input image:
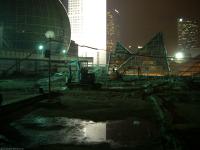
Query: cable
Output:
[[77, 44, 200, 60]]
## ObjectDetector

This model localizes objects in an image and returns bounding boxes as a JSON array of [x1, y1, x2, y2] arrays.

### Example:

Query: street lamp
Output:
[[38, 44, 45, 56], [45, 31, 55, 93], [62, 49, 67, 54], [38, 45, 44, 50]]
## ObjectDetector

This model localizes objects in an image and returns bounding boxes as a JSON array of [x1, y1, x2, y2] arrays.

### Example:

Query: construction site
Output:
[[1, 0, 200, 150]]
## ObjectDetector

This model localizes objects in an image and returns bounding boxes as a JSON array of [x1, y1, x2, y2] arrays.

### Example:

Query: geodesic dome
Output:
[[0, 0, 71, 53]]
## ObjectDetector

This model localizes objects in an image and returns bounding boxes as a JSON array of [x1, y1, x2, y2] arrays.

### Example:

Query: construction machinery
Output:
[[66, 60, 101, 89]]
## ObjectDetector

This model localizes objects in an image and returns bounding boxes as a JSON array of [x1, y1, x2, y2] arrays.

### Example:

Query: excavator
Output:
[[66, 60, 101, 89]]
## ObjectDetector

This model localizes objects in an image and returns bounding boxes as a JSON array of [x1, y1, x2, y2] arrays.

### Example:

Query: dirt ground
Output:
[[1, 78, 200, 150], [37, 90, 155, 121]]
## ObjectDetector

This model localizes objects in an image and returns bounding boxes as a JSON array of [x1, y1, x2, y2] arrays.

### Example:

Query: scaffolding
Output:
[[109, 33, 170, 77]]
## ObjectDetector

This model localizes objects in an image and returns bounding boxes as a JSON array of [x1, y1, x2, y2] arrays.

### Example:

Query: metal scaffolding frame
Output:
[[109, 33, 170, 76]]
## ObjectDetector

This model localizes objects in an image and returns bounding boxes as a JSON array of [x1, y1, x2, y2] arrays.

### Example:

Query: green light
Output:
[[62, 49, 67, 54], [38, 45, 44, 50]]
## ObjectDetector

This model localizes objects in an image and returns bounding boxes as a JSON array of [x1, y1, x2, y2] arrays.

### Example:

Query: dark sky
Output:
[[108, 0, 200, 55]]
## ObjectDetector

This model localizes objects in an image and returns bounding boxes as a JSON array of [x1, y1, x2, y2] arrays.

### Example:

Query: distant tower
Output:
[[68, 0, 83, 45], [68, 0, 107, 65], [177, 18, 200, 56], [107, 9, 120, 53]]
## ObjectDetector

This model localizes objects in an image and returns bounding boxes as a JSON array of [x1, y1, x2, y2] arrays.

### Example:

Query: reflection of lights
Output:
[[128, 45, 132, 49], [138, 46, 143, 49], [83, 127, 87, 137], [45, 30, 55, 39], [175, 52, 184, 60], [83, 123, 106, 142], [114, 67, 118, 71], [34, 117, 47, 124]]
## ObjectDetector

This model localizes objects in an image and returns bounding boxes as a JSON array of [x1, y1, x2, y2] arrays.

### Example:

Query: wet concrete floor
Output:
[[10, 114, 160, 149], [0, 88, 163, 149]]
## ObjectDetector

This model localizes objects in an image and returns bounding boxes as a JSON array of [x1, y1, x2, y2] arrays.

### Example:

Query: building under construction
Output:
[[108, 33, 170, 77]]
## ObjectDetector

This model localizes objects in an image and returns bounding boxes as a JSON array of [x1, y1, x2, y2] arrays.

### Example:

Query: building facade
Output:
[[68, 0, 107, 65], [177, 18, 200, 56], [107, 10, 120, 53]]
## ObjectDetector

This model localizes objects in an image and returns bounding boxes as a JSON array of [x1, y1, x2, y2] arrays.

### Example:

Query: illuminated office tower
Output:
[[177, 18, 200, 55], [107, 9, 120, 53], [68, 0, 107, 65]]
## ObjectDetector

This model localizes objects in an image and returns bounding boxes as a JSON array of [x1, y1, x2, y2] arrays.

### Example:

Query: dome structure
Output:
[[0, 0, 71, 53]]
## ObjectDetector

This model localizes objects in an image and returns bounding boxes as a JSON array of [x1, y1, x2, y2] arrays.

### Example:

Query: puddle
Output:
[[10, 115, 160, 148]]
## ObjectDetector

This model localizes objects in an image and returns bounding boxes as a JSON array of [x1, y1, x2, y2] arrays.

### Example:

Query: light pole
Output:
[[38, 44, 44, 56], [45, 31, 55, 93]]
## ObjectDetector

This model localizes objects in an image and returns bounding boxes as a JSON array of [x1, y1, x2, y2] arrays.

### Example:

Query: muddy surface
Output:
[[1, 78, 200, 150], [0, 89, 161, 149], [11, 115, 160, 149]]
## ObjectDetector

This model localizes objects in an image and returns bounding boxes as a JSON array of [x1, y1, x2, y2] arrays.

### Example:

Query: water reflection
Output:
[[11, 116, 159, 148], [84, 122, 106, 142]]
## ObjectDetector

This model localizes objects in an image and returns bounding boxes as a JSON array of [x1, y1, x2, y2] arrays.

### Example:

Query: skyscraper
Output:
[[107, 9, 120, 53], [177, 18, 200, 55], [68, 0, 107, 65]]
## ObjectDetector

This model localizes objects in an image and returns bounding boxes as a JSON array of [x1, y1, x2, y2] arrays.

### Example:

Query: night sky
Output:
[[108, 0, 200, 55]]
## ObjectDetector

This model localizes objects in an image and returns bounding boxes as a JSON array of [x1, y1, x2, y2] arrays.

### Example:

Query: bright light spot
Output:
[[62, 49, 67, 54], [179, 18, 183, 22], [114, 9, 120, 14], [69, 0, 107, 65], [45, 31, 55, 39], [138, 46, 143, 49], [175, 52, 184, 60], [38, 45, 44, 50], [83, 123, 106, 142], [128, 45, 132, 49]]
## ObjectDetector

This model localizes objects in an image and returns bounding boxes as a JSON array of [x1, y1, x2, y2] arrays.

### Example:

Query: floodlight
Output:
[[179, 18, 183, 22], [175, 52, 184, 60]]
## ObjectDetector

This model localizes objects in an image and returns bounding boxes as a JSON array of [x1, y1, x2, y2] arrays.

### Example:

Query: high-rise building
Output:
[[177, 18, 200, 55], [107, 9, 120, 53], [68, 0, 107, 65]]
